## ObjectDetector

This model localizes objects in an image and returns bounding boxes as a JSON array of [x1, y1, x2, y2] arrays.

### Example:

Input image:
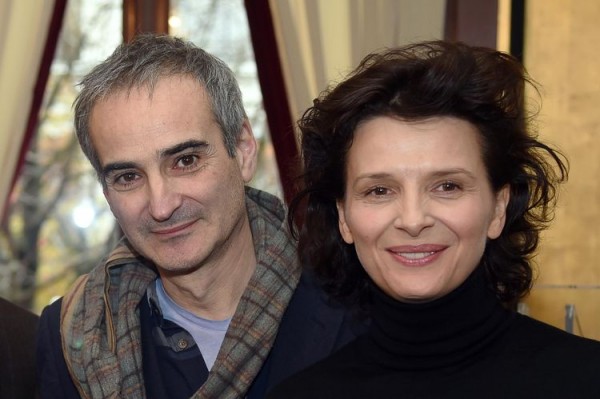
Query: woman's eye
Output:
[[436, 181, 460, 192], [368, 186, 389, 196]]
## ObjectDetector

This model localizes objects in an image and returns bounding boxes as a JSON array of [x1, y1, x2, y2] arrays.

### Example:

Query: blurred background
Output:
[[1, 0, 599, 340]]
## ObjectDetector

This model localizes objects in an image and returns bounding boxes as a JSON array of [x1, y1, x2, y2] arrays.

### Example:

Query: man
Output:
[[36, 34, 363, 398], [0, 297, 38, 399]]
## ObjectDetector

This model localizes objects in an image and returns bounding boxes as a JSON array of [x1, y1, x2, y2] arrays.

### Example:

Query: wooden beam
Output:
[[123, 0, 169, 42], [445, 0, 499, 48]]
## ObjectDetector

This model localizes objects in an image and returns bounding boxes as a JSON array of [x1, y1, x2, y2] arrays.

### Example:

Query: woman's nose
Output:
[[393, 192, 434, 237]]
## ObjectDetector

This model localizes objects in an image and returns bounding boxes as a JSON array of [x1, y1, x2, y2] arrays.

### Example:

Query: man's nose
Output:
[[147, 176, 182, 222]]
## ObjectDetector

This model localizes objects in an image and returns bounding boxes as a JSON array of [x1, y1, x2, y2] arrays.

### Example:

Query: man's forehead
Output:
[[96, 74, 206, 103]]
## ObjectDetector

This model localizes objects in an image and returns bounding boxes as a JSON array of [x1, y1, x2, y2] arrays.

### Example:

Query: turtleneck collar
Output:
[[364, 266, 514, 371]]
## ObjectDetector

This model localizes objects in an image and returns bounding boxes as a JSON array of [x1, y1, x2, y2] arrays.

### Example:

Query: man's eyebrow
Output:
[[160, 139, 209, 158]]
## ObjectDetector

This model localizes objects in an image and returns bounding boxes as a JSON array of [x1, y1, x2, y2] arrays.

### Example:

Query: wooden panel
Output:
[[522, 0, 600, 340]]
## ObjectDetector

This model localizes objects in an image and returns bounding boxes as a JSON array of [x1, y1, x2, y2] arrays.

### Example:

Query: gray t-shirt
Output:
[[155, 279, 231, 370]]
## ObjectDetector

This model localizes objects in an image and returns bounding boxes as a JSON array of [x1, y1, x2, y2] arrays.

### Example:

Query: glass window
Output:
[[0, 0, 122, 312]]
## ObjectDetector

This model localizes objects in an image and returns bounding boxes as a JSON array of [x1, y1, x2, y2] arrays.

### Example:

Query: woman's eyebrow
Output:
[[429, 168, 477, 180]]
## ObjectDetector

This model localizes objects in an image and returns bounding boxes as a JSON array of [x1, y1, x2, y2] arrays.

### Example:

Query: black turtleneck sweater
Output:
[[268, 268, 600, 398]]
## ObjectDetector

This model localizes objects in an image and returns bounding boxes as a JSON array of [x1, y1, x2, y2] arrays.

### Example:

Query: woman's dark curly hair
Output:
[[288, 41, 568, 308]]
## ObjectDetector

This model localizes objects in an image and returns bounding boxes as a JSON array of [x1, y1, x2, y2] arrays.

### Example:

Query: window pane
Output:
[[0, 0, 122, 312], [169, 0, 283, 198]]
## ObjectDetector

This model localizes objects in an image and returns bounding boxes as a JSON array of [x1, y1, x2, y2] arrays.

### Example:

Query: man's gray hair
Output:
[[74, 34, 246, 177]]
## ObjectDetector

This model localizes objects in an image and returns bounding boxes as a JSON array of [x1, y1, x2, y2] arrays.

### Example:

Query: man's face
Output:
[[89, 75, 257, 275]]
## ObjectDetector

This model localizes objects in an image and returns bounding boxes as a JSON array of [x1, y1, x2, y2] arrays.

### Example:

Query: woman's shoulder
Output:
[[506, 313, 600, 366], [493, 314, 599, 396], [511, 313, 600, 346]]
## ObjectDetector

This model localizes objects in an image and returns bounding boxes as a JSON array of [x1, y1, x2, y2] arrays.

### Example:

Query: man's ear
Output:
[[235, 119, 258, 183], [336, 199, 354, 244], [487, 184, 510, 239]]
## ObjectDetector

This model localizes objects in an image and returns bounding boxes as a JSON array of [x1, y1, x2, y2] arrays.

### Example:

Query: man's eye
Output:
[[175, 154, 199, 169], [117, 172, 138, 183], [108, 172, 141, 191]]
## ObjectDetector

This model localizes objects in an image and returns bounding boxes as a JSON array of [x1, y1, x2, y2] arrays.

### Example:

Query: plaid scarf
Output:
[[61, 188, 301, 398]]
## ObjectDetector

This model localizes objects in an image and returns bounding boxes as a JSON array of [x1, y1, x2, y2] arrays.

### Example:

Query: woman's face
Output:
[[337, 116, 509, 303]]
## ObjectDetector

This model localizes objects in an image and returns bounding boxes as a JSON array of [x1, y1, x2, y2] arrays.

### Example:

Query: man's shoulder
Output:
[[253, 272, 367, 396], [38, 297, 63, 342], [41, 295, 62, 314], [284, 271, 364, 332], [37, 296, 66, 375], [37, 296, 84, 399]]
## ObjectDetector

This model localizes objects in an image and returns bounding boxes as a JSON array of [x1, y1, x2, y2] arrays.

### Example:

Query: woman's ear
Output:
[[336, 199, 354, 244], [487, 184, 510, 239]]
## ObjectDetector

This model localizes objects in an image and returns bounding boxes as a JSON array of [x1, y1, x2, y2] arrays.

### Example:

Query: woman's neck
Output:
[[365, 267, 513, 370]]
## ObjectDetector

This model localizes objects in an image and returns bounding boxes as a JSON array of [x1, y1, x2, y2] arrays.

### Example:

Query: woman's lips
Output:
[[386, 244, 447, 266]]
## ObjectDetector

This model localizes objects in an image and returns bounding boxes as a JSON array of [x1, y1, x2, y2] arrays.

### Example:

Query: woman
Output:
[[269, 41, 600, 398]]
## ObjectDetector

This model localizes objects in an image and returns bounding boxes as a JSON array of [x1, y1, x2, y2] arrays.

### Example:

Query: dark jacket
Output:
[[0, 297, 39, 399], [36, 273, 366, 398]]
